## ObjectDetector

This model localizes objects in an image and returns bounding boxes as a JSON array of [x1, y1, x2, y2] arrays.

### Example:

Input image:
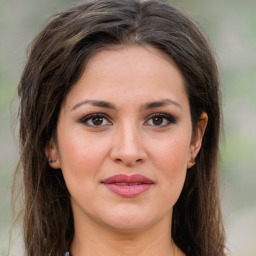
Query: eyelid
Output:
[[78, 113, 113, 127], [144, 112, 177, 127], [77, 112, 176, 128]]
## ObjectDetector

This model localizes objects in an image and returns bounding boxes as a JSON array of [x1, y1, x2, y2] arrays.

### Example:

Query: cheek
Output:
[[152, 136, 190, 172], [150, 137, 190, 200], [57, 134, 109, 181], [58, 136, 110, 209]]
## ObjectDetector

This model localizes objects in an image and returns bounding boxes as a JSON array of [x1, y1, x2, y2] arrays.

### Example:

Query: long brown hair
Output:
[[14, 0, 226, 255]]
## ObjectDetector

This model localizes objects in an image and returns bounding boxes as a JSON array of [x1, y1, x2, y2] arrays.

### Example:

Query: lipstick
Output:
[[102, 174, 154, 197]]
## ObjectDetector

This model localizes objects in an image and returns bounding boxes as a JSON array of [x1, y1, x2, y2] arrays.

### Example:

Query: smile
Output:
[[102, 174, 154, 197]]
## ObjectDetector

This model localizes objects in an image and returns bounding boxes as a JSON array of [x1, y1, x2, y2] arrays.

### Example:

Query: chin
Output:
[[98, 205, 168, 233], [104, 219, 152, 233]]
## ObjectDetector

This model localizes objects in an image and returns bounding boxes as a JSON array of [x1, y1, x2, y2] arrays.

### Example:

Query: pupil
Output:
[[153, 117, 163, 125], [92, 116, 103, 125]]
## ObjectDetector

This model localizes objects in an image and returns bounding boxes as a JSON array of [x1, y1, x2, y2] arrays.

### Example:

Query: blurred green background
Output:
[[0, 0, 255, 255]]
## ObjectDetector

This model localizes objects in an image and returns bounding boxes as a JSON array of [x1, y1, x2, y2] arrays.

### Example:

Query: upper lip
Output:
[[102, 174, 154, 184]]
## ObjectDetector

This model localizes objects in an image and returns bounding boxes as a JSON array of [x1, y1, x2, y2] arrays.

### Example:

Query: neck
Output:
[[70, 213, 183, 256]]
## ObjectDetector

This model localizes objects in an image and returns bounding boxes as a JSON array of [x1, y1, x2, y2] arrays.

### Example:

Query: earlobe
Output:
[[45, 139, 61, 169], [188, 112, 208, 169], [187, 157, 196, 169]]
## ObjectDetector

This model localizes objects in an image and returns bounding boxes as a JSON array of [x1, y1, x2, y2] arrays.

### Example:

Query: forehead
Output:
[[82, 44, 182, 83], [62, 45, 188, 111]]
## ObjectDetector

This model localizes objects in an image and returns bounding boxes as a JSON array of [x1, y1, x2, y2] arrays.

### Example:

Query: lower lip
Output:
[[104, 184, 152, 197]]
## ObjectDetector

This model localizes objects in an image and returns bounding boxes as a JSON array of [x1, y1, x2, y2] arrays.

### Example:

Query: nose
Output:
[[110, 123, 147, 166]]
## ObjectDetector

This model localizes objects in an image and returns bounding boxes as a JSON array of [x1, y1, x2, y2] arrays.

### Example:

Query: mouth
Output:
[[102, 174, 154, 197]]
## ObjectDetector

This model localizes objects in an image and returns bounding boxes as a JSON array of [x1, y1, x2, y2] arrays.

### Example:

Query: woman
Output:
[[15, 0, 226, 255]]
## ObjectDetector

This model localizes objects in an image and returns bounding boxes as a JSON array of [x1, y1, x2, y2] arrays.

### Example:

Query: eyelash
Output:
[[145, 113, 177, 127], [79, 113, 112, 127], [78, 112, 177, 128]]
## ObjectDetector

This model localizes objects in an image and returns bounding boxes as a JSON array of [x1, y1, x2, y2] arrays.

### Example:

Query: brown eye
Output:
[[145, 113, 177, 127], [91, 116, 104, 126], [152, 116, 164, 126], [79, 113, 111, 127]]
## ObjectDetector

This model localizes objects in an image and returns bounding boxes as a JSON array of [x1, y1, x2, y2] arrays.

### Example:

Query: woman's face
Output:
[[47, 45, 206, 232]]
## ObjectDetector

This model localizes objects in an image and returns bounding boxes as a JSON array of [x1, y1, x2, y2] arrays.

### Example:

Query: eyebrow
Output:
[[71, 100, 116, 111], [141, 99, 182, 110], [71, 98, 182, 111]]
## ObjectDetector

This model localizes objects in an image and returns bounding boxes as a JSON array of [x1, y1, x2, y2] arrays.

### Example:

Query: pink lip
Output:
[[102, 174, 154, 197]]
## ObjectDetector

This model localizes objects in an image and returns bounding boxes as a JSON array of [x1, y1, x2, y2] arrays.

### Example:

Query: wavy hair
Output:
[[14, 0, 226, 255]]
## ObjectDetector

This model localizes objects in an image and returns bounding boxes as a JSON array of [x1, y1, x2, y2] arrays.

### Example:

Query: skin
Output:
[[46, 45, 208, 256]]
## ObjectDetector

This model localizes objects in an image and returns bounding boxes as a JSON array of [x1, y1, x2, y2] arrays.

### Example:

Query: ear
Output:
[[187, 112, 208, 169], [45, 138, 61, 169]]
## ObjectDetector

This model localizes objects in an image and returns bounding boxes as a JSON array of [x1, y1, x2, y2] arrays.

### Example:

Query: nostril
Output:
[[113, 156, 144, 166]]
